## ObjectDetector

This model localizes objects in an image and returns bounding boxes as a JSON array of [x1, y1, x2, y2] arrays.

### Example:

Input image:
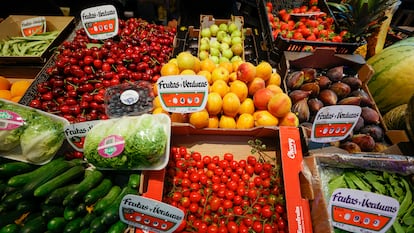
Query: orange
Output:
[[189, 109, 209, 129], [197, 70, 212, 84], [170, 113, 189, 123], [236, 113, 255, 129], [0, 76, 11, 90], [200, 58, 217, 73], [160, 62, 180, 76], [0, 90, 12, 100], [206, 92, 223, 115], [238, 98, 255, 115], [193, 57, 201, 73], [153, 96, 162, 108], [176, 52, 195, 71], [219, 61, 233, 73], [229, 72, 237, 82], [219, 115, 237, 129], [168, 58, 178, 66], [10, 80, 31, 97], [11, 95, 22, 103], [153, 83, 159, 95], [255, 61, 273, 81], [180, 69, 196, 75], [152, 107, 169, 114], [222, 92, 240, 117], [210, 80, 229, 98], [229, 80, 248, 102], [207, 115, 219, 128]]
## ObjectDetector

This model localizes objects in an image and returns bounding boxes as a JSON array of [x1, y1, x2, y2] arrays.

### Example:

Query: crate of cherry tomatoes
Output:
[[162, 125, 314, 232], [279, 48, 389, 153], [257, 0, 364, 62]]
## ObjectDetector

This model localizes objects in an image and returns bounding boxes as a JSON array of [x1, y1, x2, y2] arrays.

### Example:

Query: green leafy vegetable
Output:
[[84, 114, 169, 169], [20, 113, 65, 164]]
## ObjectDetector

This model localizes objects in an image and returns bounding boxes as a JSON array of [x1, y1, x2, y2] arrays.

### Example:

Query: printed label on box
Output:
[[156, 75, 208, 113], [81, 5, 119, 40], [21, 17, 46, 37], [311, 105, 361, 143], [64, 120, 100, 152], [0, 110, 24, 130], [329, 188, 399, 233]]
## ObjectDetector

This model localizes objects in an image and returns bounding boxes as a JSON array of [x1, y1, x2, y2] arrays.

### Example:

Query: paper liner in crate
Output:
[[0, 99, 69, 165]]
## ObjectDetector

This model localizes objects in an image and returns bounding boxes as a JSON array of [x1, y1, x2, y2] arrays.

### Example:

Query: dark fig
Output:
[[349, 89, 375, 107], [361, 107, 380, 124], [353, 117, 364, 133], [338, 96, 362, 105], [326, 66, 344, 82], [302, 68, 317, 82], [286, 71, 304, 90], [289, 90, 312, 104], [360, 124, 384, 142], [342, 76, 363, 90], [329, 82, 351, 99], [318, 89, 338, 106], [351, 134, 376, 152], [316, 75, 332, 89], [291, 98, 310, 123], [339, 141, 362, 153], [308, 98, 324, 113], [300, 82, 320, 98]]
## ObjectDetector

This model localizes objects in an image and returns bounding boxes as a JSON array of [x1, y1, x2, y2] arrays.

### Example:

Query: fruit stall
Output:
[[0, 0, 414, 232]]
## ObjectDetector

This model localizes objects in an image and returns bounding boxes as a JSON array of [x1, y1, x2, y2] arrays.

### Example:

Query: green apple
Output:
[[222, 48, 233, 59], [210, 47, 220, 57], [231, 30, 242, 38], [230, 55, 242, 62], [219, 56, 230, 64], [201, 28, 211, 38], [209, 40, 220, 49], [216, 30, 227, 42], [228, 22, 238, 34], [199, 41, 210, 51], [210, 24, 219, 36], [231, 43, 243, 56], [222, 35, 232, 45], [220, 42, 230, 51], [219, 23, 228, 32], [210, 55, 219, 64], [200, 37, 210, 45], [231, 36, 242, 45], [199, 50, 209, 60]]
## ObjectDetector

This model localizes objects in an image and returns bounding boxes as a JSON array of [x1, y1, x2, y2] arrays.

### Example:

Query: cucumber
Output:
[[34, 165, 85, 197], [47, 217, 67, 233], [44, 184, 77, 205], [63, 169, 103, 206], [89, 217, 106, 233], [127, 173, 141, 189], [92, 185, 122, 215], [0, 162, 35, 178], [84, 178, 112, 205], [101, 186, 136, 225], [41, 205, 65, 219], [0, 224, 19, 233], [63, 206, 79, 221], [63, 217, 83, 233], [108, 220, 127, 233], [19, 215, 47, 233], [79, 213, 96, 228]]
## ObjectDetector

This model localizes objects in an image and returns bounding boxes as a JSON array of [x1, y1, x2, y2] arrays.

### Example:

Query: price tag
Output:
[[21, 17, 46, 37], [156, 75, 209, 113], [311, 105, 361, 143], [64, 120, 100, 152], [80, 5, 119, 40], [329, 188, 399, 233]]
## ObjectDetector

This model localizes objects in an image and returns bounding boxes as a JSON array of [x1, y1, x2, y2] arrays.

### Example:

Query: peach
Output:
[[248, 77, 266, 96], [253, 88, 274, 110], [237, 62, 256, 83], [266, 84, 283, 95], [267, 93, 292, 118], [278, 112, 299, 127], [253, 110, 279, 127]]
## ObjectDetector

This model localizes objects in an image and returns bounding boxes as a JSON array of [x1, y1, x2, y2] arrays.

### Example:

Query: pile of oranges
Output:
[[0, 76, 31, 103], [153, 52, 299, 129]]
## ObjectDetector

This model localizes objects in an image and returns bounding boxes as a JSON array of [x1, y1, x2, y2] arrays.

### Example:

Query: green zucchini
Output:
[[19, 215, 47, 233], [84, 178, 112, 205], [44, 184, 78, 205], [127, 173, 141, 189], [0, 162, 35, 178], [63, 217, 83, 233], [0, 223, 20, 233], [79, 213, 96, 228], [47, 217, 66, 233], [108, 220, 127, 233], [41, 205, 65, 219], [101, 186, 136, 225], [34, 165, 85, 197], [89, 217, 106, 233], [63, 206, 79, 222], [63, 169, 103, 206], [92, 185, 121, 215]]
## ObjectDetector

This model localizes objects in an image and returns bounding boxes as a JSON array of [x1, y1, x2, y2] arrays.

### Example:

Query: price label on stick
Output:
[[21, 17, 46, 37], [311, 105, 361, 143], [81, 5, 119, 40]]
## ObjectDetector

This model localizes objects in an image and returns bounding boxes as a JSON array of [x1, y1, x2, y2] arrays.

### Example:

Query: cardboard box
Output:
[[0, 15, 75, 64], [164, 125, 314, 232], [304, 152, 414, 233]]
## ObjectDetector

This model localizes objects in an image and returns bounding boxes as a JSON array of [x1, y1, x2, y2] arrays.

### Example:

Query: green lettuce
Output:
[[84, 114, 169, 169], [20, 113, 65, 164]]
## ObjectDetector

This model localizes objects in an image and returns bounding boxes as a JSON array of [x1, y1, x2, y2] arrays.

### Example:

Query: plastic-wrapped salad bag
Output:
[[0, 99, 68, 164], [83, 114, 171, 170]]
